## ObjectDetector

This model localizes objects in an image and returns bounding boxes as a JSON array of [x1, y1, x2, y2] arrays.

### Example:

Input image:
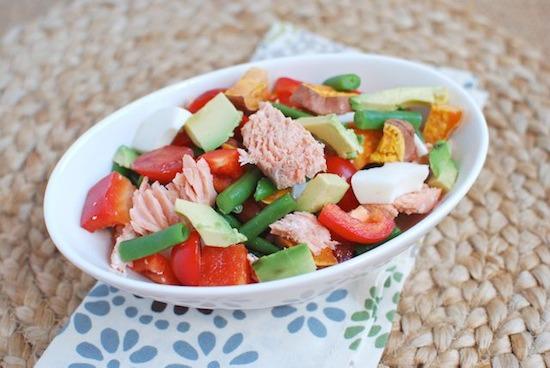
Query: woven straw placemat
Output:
[[0, 0, 548, 367]]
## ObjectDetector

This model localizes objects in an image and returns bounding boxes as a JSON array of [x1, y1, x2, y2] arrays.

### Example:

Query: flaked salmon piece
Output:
[[393, 184, 441, 215], [240, 102, 326, 189], [167, 155, 217, 206], [129, 178, 180, 236], [270, 212, 338, 255], [349, 204, 399, 222], [110, 223, 137, 273]]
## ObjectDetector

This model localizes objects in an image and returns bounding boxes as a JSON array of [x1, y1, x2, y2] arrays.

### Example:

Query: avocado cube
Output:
[[252, 244, 316, 282], [296, 173, 349, 213], [428, 140, 458, 192]]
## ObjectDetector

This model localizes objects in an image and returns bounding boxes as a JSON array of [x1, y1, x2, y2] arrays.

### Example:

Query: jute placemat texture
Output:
[[0, 0, 548, 367]]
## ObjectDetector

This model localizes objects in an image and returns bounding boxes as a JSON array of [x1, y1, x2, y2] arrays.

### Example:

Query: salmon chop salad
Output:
[[80, 68, 464, 286]]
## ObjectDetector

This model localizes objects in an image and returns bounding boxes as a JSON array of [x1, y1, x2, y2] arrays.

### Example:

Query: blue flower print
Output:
[[83, 284, 121, 317], [171, 331, 259, 367], [69, 328, 157, 367], [271, 288, 348, 338]]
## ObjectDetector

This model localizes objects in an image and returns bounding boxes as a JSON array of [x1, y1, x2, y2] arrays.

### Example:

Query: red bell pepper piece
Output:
[[325, 155, 360, 211], [200, 149, 244, 179], [273, 77, 302, 106], [171, 231, 201, 286], [132, 254, 179, 285], [199, 244, 251, 286], [318, 204, 395, 244], [132, 145, 194, 184], [187, 88, 227, 113], [80, 172, 134, 232]]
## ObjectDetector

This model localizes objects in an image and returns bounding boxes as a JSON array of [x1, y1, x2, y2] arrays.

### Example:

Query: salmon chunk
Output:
[[393, 185, 441, 215]]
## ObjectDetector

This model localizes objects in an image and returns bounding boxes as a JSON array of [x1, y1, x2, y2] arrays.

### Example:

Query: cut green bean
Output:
[[216, 168, 262, 214], [219, 212, 280, 255], [353, 110, 423, 132], [119, 223, 189, 262], [239, 193, 297, 241], [272, 103, 312, 119], [355, 227, 402, 255], [323, 73, 361, 91], [254, 177, 277, 201], [218, 212, 242, 229]]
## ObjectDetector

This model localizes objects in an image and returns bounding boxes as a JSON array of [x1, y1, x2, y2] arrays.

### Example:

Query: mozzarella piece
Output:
[[132, 107, 192, 152], [351, 162, 429, 204], [414, 134, 429, 156]]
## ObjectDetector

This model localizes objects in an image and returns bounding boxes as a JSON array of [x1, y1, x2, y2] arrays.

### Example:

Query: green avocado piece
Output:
[[252, 244, 316, 282], [296, 173, 349, 213], [350, 87, 448, 111], [428, 140, 458, 192], [113, 145, 140, 168], [175, 199, 247, 247], [296, 114, 363, 159], [184, 93, 243, 151]]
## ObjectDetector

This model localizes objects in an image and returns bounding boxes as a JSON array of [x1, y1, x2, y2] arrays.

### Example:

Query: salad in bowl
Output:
[[44, 54, 487, 308]]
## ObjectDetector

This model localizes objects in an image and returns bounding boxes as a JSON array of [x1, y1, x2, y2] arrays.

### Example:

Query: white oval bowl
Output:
[[44, 54, 488, 309]]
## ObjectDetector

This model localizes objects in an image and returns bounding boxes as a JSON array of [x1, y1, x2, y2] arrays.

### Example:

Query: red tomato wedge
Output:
[[187, 88, 226, 113], [200, 149, 244, 179], [325, 155, 360, 211], [318, 204, 395, 244], [199, 244, 251, 286], [132, 145, 194, 184], [132, 254, 179, 285], [212, 175, 235, 193], [171, 231, 201, 286], [273, 77, 302, 106], [171, 129, 195, 147], [80, 172, 134, 232]]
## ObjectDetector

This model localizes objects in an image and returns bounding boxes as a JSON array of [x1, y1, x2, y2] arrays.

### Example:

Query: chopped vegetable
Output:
[[296, 173, 349, 213], [313, 247, 338, 267], [259, 188, 290, 205], [422, 105, 463, 144], [353, 110, 422, 132], [187, 88, 227, 113], [131, 254, 179, 285], [132, 145, 194, 184], [239, 193, 297, 241], [220, 212, 280, 255], [119, 223, 189, 262], [369, 120, 416, 163], [216, 168, 262, 214], [272, 77, 302, 106], [171, 230, 201, 286], [200, 244, 251, 286], [113, 145, 140, 168], [323, 73, 361, 92], [325, 155, 360, 211], [200, 149, 244, 179], [291, 83, 357, 115], [272, 102, 312, 119], [253, 244, 316, 282], [254, 177, 277, 201], [112, 162, 142, 187], [355, 227, 402, 255], [350, 87, 448, 111], [350, 127, 383, 169], [80, 172, 134, 232], [428, 140, 458, 192], [225, 67, 269, 111]]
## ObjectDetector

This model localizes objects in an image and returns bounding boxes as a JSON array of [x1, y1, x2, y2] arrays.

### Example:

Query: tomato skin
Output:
[[171, 129, 195, 147], [273, 77, 302, 106], [132, 145, 194, 184], [80, 172, 134, 232], [334, 244, 355, 263], [325, 155, 360, 211], [199, 244, 251, 286], [235, 198, 264, 223], [212, 175, 235, 193], [234, 114, 249, 142], [200, 149, 244, 179], [171, 231, 201, 286], [187, 88, 226, 113], [318, 204, 395, 244], [132, 254, 179, 285]]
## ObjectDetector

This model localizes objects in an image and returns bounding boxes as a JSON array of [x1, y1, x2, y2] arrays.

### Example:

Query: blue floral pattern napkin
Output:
[[37, 22, 487, 368]]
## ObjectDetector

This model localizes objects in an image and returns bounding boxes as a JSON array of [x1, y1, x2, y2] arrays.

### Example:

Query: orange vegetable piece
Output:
[[313, 247, 338, 267], [351, 126, 383, 169], [225, 67, 269, 111], [369, 123, 405, 163], [261, 188, 291, 205], [422, 105, 463, 144]]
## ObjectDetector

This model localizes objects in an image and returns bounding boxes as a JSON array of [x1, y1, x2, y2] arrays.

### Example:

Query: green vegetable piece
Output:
[[296, 173, 349, 213], [355, 227, 402, 255], [220, 212, 280, 255], [218, 212, 242, 229], [175, 199, 247, 246], [254, 177, 277, 202], [353, 110, 423, 133], [296, 114, 363, 159], [323, 74, 361, 91], [239, 193, 297, 241], [253, 244, 316, 281], [428, 140, 458, 192], [216, 168, 262, 214], [272, 103, 312, 119], [113, 145, 140, 168], [350, 87, 448, 111], [118, 223, 189, 262], [112, 162, 142, 187], [184, 93, 243, 151]]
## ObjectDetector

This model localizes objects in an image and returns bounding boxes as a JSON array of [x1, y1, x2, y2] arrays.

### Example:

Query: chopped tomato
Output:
[[187, 88, 226, 113], [318, 204, 395, 244], [325, 155, 360, 211], [234, 114, 249, 142], [199, 244, 251, 286], [273, 77, 302, 106], [171, 231, 201, 286], [212, 175, 234, 193], [132, 145, 194, 184], [80, 172, 134, 232], [171, 129, 195, 147], [235, 198, 264, 223], [200, 149, 244, 179], [334, 243, 355, 263], [132, 254, 179, 285]]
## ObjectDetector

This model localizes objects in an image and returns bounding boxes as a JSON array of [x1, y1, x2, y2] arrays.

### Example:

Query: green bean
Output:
[[353, 110, 422, 132], [254, 177, 277, 201], [323, 74, 361, 91], [216, 168, 262, 214], [272, 103, 312, 119], [219, 212, 280, 255], [218, 212, 242, 229], [355, 227, 402, 255], [118, 223, 189, 262], [239, 193, 297, 241]]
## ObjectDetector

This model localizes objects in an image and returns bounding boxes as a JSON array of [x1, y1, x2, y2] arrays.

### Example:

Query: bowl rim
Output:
[[44, 53, 489, 298]]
